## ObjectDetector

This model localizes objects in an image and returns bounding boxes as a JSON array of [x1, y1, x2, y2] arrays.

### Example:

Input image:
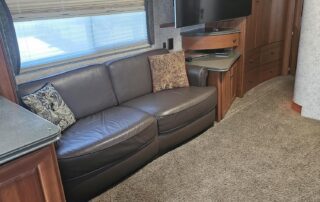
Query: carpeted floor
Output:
[[92, 76, 320, 202]]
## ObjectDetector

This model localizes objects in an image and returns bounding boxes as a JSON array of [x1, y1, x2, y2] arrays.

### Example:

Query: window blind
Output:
[[14, 11, 148, 68], [6, 0, 145, 21]]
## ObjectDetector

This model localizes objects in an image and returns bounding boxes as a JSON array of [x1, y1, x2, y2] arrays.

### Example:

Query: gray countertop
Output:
[[181, 28, 240, 37], [0, 96, 61, 165], [187, 51, 241, 72]]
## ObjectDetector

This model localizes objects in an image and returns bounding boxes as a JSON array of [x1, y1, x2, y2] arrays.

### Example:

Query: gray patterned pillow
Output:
[[22, 83, 76, 132]]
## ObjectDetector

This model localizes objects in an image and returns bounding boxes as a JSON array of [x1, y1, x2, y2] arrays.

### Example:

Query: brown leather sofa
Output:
[[18, 49, 217, 202]]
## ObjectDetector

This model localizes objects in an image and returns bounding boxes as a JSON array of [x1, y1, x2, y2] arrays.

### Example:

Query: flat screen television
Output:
[[175, 0, 252, 28]]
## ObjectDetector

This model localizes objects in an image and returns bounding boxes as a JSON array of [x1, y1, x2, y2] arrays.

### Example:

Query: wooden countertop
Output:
[[0, 96, 61, 165], [187, 51, 241, 72]]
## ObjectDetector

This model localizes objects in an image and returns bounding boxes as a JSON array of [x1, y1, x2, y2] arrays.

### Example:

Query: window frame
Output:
[[18, 43, 151, 74]]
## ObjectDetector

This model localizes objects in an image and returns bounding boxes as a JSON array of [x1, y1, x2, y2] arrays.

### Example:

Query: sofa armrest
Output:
[[186, 65, 208, 87]]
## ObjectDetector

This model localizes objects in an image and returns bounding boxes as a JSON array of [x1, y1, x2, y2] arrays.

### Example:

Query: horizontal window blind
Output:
[[6, 0, 145, 21], [14, 11, 148, 68]]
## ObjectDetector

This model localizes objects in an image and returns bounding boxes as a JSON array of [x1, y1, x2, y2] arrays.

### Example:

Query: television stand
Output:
[[182, 28, 242, 121]]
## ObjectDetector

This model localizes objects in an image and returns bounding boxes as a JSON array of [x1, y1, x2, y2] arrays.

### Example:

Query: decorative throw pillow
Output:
[[149, 51, 189, 93], [21, 83, 76, 131]]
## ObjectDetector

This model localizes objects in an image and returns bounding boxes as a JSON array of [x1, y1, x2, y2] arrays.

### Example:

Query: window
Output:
[[14, 11, 149, 69]]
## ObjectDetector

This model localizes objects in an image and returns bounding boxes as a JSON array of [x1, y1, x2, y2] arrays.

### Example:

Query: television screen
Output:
[[175, 0, 252, 28]]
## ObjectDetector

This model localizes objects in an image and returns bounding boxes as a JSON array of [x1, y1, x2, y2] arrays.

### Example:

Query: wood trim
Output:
[[292, 101, 302, 114], [182, 33, 240, 51], [208, 72, 222, 122], [282, 0, 297, 75], [0, 39, 17, 103], [289, 0, 304, 75]]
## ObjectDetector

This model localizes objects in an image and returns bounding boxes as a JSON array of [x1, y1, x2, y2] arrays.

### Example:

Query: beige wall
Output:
[[153, 0, 203, 51]]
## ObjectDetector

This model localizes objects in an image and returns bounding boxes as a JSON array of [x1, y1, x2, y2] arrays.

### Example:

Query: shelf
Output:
[[186, 51, 241, 72]]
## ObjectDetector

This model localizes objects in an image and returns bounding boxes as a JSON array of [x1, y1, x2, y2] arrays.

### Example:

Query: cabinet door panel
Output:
[[269, 0, 288, 43], [245, 48, 261, 71], [0, 146, 65, 202], [260, 61, 281, 82], [255, 0, 272, 48], [260, 42, 283, 64]]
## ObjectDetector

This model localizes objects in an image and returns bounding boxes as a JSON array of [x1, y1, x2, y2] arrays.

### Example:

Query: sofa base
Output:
[[158, 109, 215, 154], [63, 139, 159, 202], [63, 110, 215, 201]]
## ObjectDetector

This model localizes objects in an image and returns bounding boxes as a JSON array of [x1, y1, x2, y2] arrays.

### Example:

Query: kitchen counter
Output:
[[0, 96, 60, 165]]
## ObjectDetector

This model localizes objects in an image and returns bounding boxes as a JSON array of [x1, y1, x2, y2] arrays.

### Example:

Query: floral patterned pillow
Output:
[[148, 51, 189, 93], [21, 83, 76, 132]]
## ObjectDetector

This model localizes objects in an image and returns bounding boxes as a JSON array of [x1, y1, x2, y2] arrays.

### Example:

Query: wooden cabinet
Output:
[[0, 145, 65, 202], [244, 0, 287, 92], [245, 68, 260, 91], [208, 60, 239, 121]]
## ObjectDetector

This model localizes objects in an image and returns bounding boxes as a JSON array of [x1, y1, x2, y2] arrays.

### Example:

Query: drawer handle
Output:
[[233, 39, 237, 43], [249, 59, 254, 63]]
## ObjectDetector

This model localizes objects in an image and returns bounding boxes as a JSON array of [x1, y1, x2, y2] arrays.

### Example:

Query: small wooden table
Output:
[[187, 51, 241, 121]]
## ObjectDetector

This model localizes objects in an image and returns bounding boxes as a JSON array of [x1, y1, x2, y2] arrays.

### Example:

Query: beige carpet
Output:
[[92, 76, 320, 202]]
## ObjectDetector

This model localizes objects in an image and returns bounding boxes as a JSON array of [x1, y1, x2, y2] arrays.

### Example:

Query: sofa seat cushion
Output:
[[56, 107, 157, 180], [123, 86, 217, 134]]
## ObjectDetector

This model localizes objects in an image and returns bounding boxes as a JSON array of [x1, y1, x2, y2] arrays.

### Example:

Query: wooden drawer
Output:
[[182, 33, 240, 50], [260, 42, 283, 64], [245, 68, 260, 91], [260, 61, 281, 82], [245, 48, 261, 71]]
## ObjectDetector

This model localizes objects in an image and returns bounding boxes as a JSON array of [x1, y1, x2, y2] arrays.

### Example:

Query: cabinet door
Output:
[[268, 0, 288, 43], [246, 0, 272, 50], [255, 0, 272, 48], [245, 0, 258, 51], [0, 145, 65, 202]]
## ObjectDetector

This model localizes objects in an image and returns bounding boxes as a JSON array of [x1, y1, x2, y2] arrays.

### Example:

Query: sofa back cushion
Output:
[[106, 49, 169, 104], [18, 64, 118, 119]]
